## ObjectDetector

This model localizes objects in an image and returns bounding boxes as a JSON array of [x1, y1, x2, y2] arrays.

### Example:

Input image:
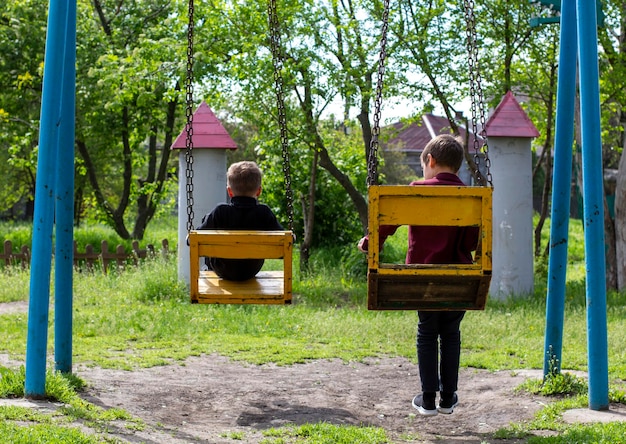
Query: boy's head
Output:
[[227, 161, 263, 198], [420, 134, 464, 179]]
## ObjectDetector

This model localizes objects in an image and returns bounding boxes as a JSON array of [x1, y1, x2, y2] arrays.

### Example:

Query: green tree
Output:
[[478, 0, 536, 98], [194, 0, 390, 249], [0, 0, 48, 219], [391, 0, 466, 114], [389, 0, 475, 169], [74, 0, 185, 239], [1, 0, 188, 239]]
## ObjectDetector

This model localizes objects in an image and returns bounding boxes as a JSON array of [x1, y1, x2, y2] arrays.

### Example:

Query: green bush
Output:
[[0, 218, 176, 257]]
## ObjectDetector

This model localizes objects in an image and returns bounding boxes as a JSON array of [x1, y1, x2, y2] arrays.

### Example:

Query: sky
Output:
[[323, 95, 473, 126]]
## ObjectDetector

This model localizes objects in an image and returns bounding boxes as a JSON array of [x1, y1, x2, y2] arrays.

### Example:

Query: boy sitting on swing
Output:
[[196, 160, 284, 281], [358, 134, 479, 416]]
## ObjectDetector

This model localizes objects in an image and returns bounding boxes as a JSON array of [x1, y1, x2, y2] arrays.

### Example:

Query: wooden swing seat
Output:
[[188, 230, 293, 305], [367, 185, 492, 311]]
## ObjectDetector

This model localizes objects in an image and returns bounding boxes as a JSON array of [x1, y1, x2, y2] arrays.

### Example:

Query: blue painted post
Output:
[[55, 0, 77, 374], [576, 0, 609, 410], [543, 0, 577, 377], [25, 0, 70, 397]]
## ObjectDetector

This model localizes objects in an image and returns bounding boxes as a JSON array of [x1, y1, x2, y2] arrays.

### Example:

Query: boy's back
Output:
[[404, 173, 478, 265], [197, 161, 284, 281]]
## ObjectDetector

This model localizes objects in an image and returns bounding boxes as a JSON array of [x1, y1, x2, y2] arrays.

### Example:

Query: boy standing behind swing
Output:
[[358, 134, 479, 416], [196, 160, 284, 281]]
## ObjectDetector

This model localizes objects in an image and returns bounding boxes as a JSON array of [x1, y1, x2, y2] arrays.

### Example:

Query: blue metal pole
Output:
[[25, 0, 70, 397], [576, 0, 609, 410], [543, 0, 577, 378], [54, 0, 77, 374]]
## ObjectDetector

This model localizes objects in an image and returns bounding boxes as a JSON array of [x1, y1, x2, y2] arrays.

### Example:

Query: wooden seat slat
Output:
[[196, 271, 286, 304], [196, 243, 286, 259], [368, 273, 491, 311], [376, 266, 486, 277], [378, 186, 484, 226]]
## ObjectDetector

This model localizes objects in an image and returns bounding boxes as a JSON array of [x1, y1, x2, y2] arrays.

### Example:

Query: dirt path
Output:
[[76, 355, 548, 443]]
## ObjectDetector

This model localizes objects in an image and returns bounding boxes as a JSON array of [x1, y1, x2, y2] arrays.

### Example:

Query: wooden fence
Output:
[[1, 239, 170, 273]]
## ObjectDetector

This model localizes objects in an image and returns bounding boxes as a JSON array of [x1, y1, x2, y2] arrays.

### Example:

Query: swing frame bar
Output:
[[367, 185, 492, 311]]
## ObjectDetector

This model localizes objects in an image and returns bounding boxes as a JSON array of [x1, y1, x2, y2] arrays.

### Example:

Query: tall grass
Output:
[[0, 267, 29, 303]]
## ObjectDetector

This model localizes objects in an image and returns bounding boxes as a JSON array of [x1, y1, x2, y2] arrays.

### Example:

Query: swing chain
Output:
[[268, 0, 295, 232], [367, 0, 391, 187], [184, 0, 195, 232], [463, 0, 492, 187]]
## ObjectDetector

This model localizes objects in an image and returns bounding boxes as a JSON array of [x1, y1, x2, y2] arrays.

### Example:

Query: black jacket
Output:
[[196, 196, 283, 281]]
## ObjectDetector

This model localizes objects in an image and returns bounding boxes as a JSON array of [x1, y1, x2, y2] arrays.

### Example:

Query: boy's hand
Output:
[[357, 237, 368, 253]]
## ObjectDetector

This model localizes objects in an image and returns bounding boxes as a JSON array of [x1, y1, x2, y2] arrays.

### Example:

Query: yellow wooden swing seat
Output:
[[367, 185, 492, 311], [188, 230, 293, 305]]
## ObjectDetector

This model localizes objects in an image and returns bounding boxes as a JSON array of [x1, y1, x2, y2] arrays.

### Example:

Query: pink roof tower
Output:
[[171, 102, 237, 285], [485, 91, 540, 299]]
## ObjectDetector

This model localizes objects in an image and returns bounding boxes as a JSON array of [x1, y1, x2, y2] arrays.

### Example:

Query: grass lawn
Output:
[[1, 217, 626, 442]]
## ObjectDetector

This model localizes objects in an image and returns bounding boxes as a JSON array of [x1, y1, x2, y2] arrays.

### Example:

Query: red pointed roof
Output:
[[171, 102, 237, 150], [485, 91, 540, 138]]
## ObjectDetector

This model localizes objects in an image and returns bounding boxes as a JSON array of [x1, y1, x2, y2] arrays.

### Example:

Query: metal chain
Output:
[[463, 0, 492, 187], [367, 0, 391, 187], [268, 0, 295, 232], [184, 0, 195, 231]]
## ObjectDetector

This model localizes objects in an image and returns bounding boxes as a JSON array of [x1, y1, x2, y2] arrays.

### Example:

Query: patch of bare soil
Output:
[[0, 300, 29, 315], [0, 301, 552, 443], [76, 356, 548, 443]]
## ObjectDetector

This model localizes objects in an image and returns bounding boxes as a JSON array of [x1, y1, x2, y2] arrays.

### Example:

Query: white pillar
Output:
[[177, 149, 228, 285], [489, 137, 534, 299]]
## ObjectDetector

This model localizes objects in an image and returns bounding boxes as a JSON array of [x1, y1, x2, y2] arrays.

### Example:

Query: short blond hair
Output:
[[227, 161, 263, 196]]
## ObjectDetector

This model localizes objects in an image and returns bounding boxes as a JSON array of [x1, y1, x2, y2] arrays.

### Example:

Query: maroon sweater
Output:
[[365, 173, 479, 265]]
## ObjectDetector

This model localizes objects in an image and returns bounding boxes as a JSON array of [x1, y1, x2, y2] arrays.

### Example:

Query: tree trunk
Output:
[[534, 142, 552, 257], [300, 149, 319, 272], [131, 97, 177, 239], [358, 109, 377, 186], [603, 192, 618, 290], [316, 141, 369, 231], [295, 71, 369, 232], [614, 112, 626, 290], [534, 63, 557, 257], [76, 139, 131, 239]]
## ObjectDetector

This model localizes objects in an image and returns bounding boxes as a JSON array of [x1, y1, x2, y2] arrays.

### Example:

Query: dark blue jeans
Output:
[[417, 311, 465, 394]]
